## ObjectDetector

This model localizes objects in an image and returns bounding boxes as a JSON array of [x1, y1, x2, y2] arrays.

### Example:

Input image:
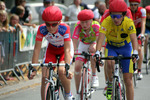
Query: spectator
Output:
[[0, 1, 6, 10], [80, 0, 89, 10], [93, 2, 106, 22], [64, 0, 81, 21], [9, 14, 23, 33], [105, 0, 109, 9], [10, 0, 32, 23], [91, 0, 101, 11], [0, 10, 14, 80], [39, 0, 53, 25], [15, 6, 36, 28]]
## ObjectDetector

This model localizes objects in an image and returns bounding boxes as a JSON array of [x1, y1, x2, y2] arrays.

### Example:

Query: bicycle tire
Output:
[[80, 68, 87, 100], [112, 78, 122, 100], [146, 43, 150, 74], [45, 82, 54, 100]]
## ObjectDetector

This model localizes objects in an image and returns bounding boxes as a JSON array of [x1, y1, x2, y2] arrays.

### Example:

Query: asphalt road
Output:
[[0, 64, 150, 100]]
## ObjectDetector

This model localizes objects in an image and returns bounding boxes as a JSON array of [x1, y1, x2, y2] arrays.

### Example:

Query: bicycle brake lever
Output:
[[65, 63, 70, 77]]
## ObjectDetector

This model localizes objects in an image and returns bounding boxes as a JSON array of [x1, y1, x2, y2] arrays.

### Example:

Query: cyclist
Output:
[[129, 0, 146, 80], [95, 0, 138, 100], [144, 5, 150, 61], [99, 0, 134, 96], [72, 9, 100, 98], [28, 6, 74, 100], [100, 0, 133, 24]]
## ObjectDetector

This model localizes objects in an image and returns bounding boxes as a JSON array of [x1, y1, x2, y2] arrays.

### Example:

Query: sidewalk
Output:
[[0, 64, 75, 97]]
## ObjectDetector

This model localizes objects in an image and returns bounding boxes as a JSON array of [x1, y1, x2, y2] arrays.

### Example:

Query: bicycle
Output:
[[97, 55, 132, 100], [143, 34, 150, 74], [28, 55, 70, 100], [74, 51, 99, 100]]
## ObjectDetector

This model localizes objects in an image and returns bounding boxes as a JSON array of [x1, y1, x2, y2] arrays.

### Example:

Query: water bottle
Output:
[[55, 89, 59, 100], [88, 68, 91, 84]]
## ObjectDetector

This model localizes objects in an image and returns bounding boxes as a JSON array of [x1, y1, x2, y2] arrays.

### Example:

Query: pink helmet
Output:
[[129, 0, 141, 3], [145, 6, 150, 13]]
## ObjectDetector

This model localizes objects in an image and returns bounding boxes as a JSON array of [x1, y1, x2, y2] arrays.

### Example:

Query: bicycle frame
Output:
[[75, 52, 95, 100], [100, 55, 131, 100], [29, 62, 66, 100]]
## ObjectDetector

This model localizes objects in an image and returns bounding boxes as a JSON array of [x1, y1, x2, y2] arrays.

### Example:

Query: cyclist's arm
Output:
[[130, 33, 138, 50], [141, 17, 146, 35], [32, 41, 42, 65], [96, 32, 105, 51], [72, 38, 78, 52], [64, 41, 71, 64]]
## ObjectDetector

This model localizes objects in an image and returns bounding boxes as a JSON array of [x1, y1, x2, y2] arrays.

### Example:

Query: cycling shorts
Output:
[[43, 40, 74, 64], [105, 43, 134, 73], [75, 41, 93, 63]]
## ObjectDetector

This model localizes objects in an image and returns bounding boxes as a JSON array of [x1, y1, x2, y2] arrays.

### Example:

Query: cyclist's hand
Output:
[[28, 65, 37, 80], [132, 50, 139, 63], [66, 71, 73, 79], [94, 50, 102, 61], [138, 34, 145, 42]]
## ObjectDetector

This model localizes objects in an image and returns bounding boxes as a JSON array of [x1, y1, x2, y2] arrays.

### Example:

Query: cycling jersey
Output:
[[36, 23, 74, 63], [72, 21, 100, 44], [100, 9, 133, 23], [36, 23, 71, 47], [128, 7, 146, 28], [100, 16, 136, 47]]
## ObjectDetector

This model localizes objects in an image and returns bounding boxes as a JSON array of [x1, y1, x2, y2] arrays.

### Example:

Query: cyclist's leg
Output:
[[41, 50, 57, 100], [121, 46, 134, 100], [74, 60, 84, 91], [123, 73, 134, 100], [89, 43, 99, 87], [137, 44, 143, 79]]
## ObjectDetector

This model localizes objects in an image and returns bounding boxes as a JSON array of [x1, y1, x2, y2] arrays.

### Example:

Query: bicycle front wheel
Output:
[[80, 68, 88, 100], [45, 82, 54, 100], [112, 78, 122, 100]]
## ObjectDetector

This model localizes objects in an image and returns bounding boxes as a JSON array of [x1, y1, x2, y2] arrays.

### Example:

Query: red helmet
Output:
[[42, 6, 62, 22], [77, 9, 94, 21], [109, 0, 127, 12], [109, 0, 124, 5], [145, 6, 150, 13], [129, 0, 141, 3]]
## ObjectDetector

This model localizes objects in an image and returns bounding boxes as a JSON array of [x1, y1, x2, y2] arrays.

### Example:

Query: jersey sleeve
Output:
[[72, 22, 81, 40], [64, 24, 71, 41], [100, 9, 109, 24], [141, 8, 146, 18], [92, 21, 100, 36], [127, 19, 136, 35], [126, 9, 133, 20], [35, 25, 45, 41], [99, 18, 108, 35]]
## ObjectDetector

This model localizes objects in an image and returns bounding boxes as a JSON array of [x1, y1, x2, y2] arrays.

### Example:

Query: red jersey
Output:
[[128, 7, 146, 28]]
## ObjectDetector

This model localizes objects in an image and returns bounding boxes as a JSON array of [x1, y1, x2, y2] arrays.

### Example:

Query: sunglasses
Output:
[[45, 22, 59, 27], [111, 14, 123, 19], [130, 4, 138, 6]]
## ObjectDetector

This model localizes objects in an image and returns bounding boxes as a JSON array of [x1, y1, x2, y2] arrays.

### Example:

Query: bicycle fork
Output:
[[112, 63, 123, 100]]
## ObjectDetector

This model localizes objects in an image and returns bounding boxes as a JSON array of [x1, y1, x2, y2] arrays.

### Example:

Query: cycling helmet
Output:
[[109, 0, 127, 12], [77, 9, 94, 21], [42, 6, 62, 22], [129, 0, 141, 3], [109, 0, 124, 5], [145, 6, 150, 13]]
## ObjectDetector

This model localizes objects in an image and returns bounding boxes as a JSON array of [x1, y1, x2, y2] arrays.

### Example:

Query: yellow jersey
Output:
[[99, 16, 136, 47]]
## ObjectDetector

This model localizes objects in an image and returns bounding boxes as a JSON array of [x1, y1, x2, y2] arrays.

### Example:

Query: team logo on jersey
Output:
[[121, 28, 124, 31], [40, 26, 48, 35], [128, 26, 133, 30]]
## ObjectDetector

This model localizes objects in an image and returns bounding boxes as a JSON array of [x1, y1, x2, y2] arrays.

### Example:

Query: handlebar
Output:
[[28, 62, 70, 78]]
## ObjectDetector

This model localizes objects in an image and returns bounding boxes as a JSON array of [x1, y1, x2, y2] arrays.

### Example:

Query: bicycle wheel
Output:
[[146, 43, 150, 74], [80, 68, 88, 100], [45, 82, 54, 100], [112, 78, 122, 100]]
